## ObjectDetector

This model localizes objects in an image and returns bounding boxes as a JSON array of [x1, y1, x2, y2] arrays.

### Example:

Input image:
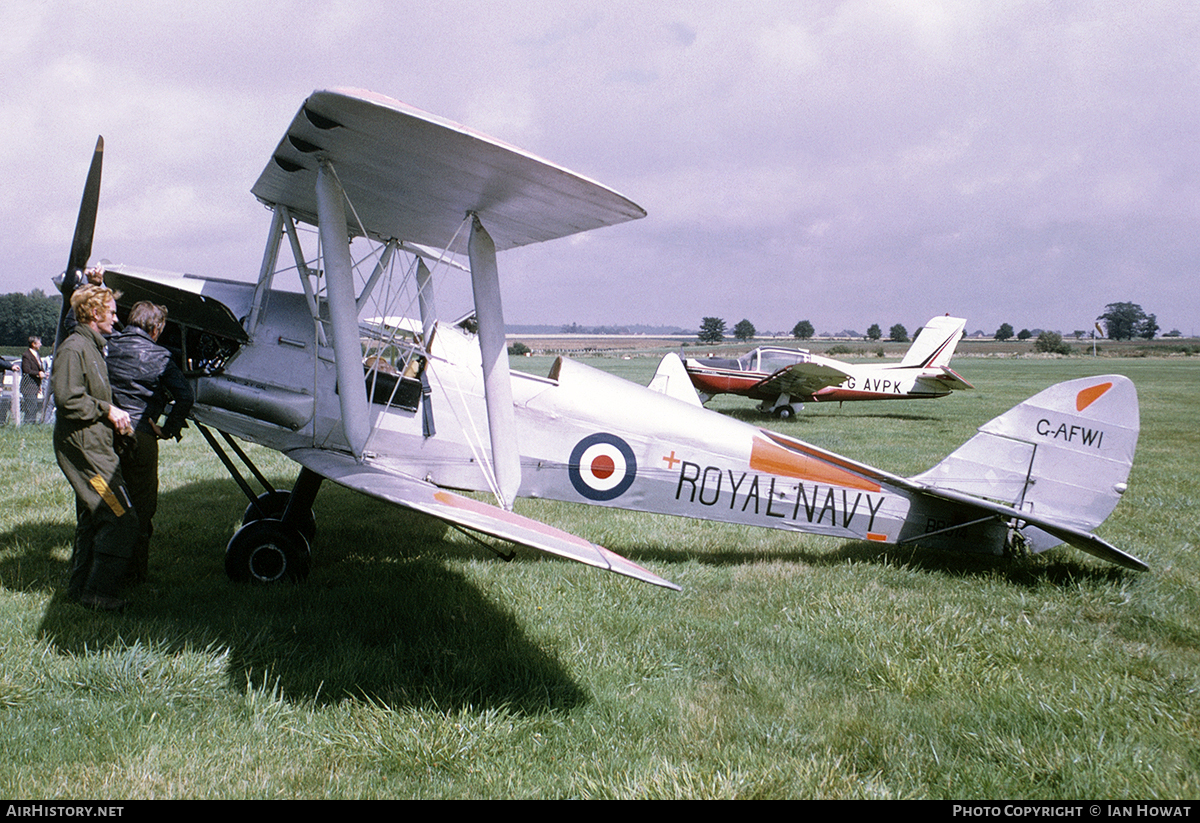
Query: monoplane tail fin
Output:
[[899, 315, 967, 368], [648, 353, 704, 407]]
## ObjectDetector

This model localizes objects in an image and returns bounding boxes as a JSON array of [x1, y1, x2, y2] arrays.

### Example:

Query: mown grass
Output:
[[0, 357, 1197, 798]]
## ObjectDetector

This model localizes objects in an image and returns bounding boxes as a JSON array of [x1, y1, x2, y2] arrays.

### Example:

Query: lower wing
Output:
[[287, 448, 679, 589]]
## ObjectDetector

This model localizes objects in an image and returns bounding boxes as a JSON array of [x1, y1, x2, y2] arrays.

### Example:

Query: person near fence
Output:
[[21, 336, 46, 424]]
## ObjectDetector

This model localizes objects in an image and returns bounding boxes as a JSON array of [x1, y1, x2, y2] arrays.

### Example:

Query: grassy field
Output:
[[0, 355, 1197, 798]]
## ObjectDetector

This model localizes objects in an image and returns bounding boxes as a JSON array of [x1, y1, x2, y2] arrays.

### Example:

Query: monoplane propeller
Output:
[[55, 136, 104, 351]]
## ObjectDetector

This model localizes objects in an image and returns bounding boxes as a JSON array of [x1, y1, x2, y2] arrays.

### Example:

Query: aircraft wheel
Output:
[[225, 519, 311, 584], [242, 490, 316, 545], [774, 406, 794, 420]]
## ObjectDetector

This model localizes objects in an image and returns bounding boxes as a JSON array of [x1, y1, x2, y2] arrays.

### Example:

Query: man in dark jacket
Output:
[[106, 301, 195, 585], [22, 336, 46, 424], [53, 284, 137, 610]]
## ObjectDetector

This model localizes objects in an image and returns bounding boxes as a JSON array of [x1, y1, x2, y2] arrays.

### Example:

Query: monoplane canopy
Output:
[[251, 88, 646, 254]]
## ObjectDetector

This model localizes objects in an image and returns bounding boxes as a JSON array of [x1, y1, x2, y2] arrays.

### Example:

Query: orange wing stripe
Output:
[[749, 435, 880, 491]]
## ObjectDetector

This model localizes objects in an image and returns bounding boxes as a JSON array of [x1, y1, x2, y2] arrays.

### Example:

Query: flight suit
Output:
[[52, 323, 138, 601]]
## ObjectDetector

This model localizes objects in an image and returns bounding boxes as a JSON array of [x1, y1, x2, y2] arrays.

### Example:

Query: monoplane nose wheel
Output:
[[225, 519, 312, 583], [774, 405, 794, 419]]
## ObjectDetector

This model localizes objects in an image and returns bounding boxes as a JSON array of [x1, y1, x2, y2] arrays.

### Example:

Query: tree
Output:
[[994, 323, 1014, 341], [1017, 328, 1032, 340], [507, 341, 530, 356], [1034, 331, 1072, 355], [1097, 302, 1154, 340], [733, 319, 756, 341], [0, 290, 60, 347], [698, 317, 726, 344], [889, 323, 908, 343], [866, 323, 881, 341], [791, 319, 814, 340]]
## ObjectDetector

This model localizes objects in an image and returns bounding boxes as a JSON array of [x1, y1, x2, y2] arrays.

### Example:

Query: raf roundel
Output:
[[569, 433, 638, 501]]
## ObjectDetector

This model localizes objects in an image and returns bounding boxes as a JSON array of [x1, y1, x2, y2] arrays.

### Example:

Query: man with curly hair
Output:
[[52, 284, 138, 611]]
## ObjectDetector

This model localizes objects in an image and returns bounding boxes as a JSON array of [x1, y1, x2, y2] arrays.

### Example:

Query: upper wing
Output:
[[756, 362, 850, 399], [252, 89, 647, 253], [287, 448, 679, 590]]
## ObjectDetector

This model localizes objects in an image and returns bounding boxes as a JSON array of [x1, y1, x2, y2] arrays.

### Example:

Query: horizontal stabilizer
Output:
[[916, 367, 974, 393], [287, 448, 679, 590], [913, 485, 1147, 571]]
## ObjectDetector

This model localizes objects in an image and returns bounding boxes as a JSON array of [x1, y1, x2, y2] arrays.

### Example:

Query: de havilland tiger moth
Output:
[[57, 88, 1148, 595]]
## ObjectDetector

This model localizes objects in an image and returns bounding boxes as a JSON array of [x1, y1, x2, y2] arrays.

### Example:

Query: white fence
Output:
[[2, 370, 52, 426]]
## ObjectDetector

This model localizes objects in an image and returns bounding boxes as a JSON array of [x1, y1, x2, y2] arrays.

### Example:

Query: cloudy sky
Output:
[[5, 1, 1198, 336]]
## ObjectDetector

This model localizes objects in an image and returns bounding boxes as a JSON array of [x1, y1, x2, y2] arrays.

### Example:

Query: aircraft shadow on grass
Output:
[[609, 531, 1133, 588], [20, 479, 589, 713], [712, 406, 941, 425], [5, 472, 1133, 710]]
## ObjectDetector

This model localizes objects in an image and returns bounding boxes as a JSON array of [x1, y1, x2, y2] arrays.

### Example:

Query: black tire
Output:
[[775, 406, 793, 420], [225, 519, 311, 583], [242, 490, 316, 544]]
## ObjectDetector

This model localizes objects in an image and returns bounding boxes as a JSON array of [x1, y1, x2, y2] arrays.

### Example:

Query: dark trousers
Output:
[[120, 430, 159, 584], [56, 426, 138, 601], [67, 495, 138, 600]]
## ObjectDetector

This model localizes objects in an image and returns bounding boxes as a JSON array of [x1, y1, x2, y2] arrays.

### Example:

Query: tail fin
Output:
[[900, 315, 966, 368], [648, 353, 704, 407], [913, 375, 1139, 555]]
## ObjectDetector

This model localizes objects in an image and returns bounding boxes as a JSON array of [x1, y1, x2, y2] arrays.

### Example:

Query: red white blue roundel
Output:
[[569, 433, 637, 501]]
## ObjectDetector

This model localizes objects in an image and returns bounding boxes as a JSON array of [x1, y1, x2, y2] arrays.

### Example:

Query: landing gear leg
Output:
[[197, 423, 325, 583], [768, 395, 801, 419], [226, 469, 323, 583]]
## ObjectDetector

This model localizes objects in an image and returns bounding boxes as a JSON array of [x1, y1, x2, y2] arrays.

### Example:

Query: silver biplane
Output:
[[61, 89, 1148, 592]]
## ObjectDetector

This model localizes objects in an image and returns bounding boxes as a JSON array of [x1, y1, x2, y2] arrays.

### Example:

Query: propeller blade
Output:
[[56, 136, 104, 350]]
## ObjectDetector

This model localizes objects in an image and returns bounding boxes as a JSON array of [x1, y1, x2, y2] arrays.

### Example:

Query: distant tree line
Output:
[[559, 322, 640, 335], [697, 301, 1166, 348], [0, 290, 59, 347], [697, 317, 915, 344]]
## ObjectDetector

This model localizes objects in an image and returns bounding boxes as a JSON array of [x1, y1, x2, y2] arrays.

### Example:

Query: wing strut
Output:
[[246, 206, 285, 339], [355, 238, 397, 315], [415, 257, 437, 438], [467, 214, 521, 510], [415, 257, 436, 344], [315, 161, 370, 458]]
